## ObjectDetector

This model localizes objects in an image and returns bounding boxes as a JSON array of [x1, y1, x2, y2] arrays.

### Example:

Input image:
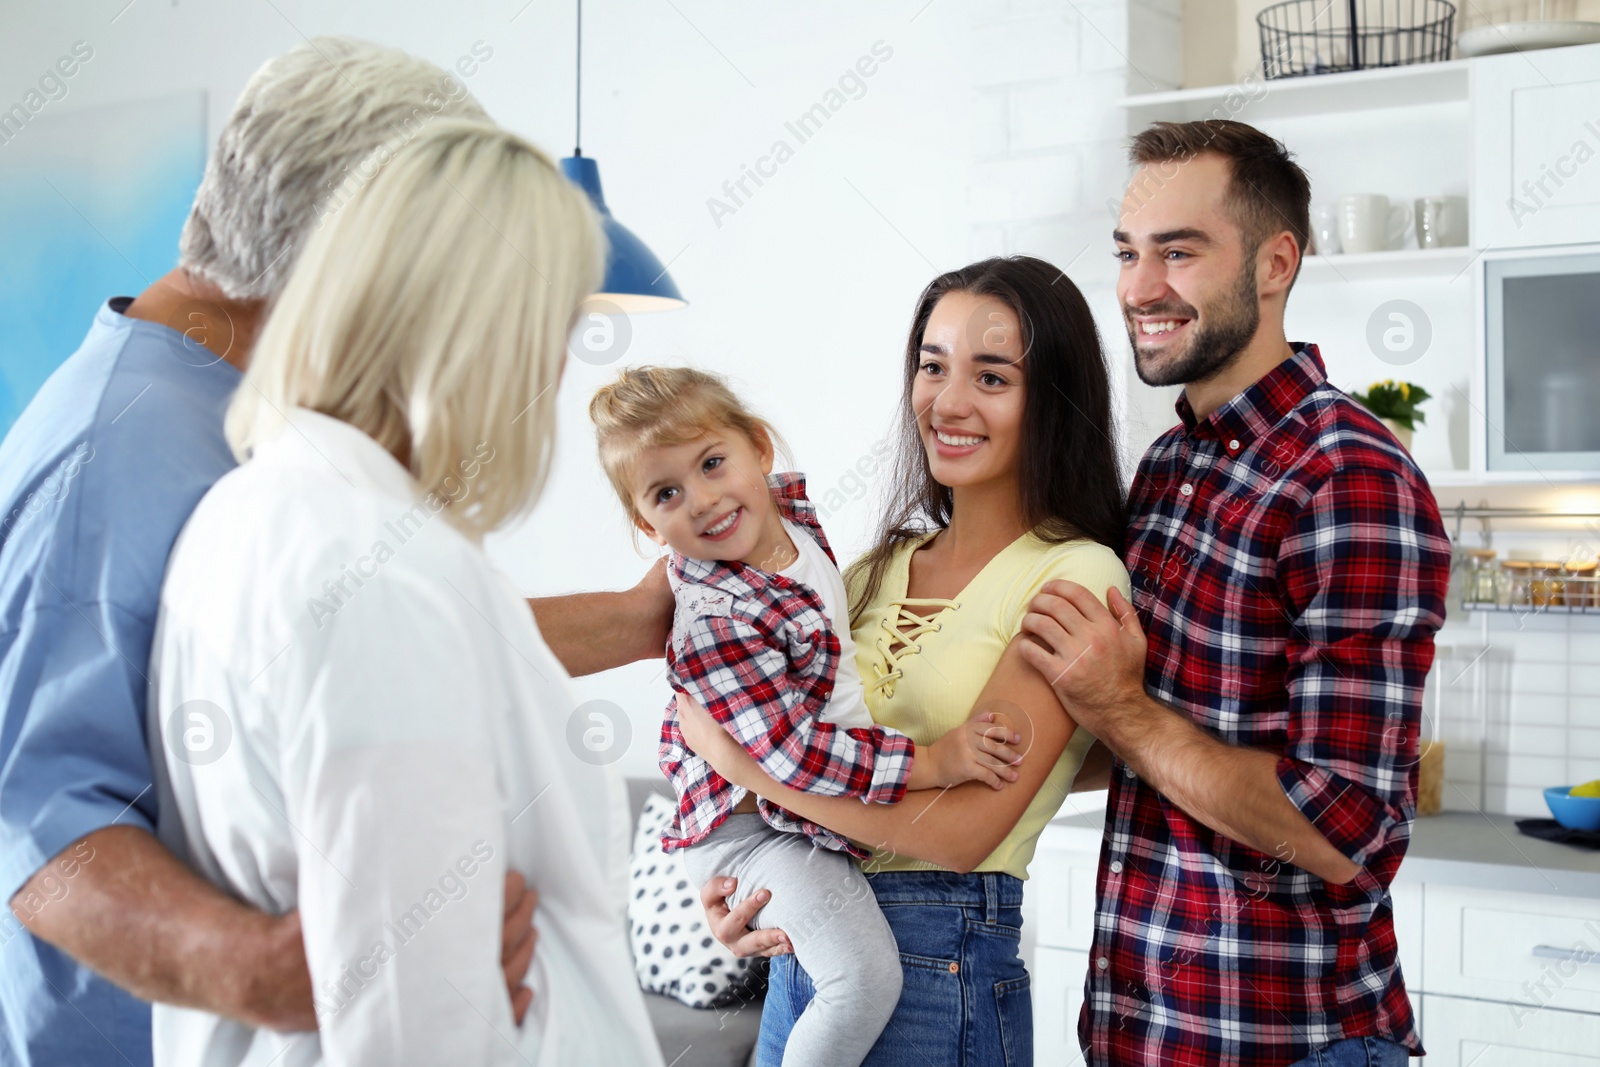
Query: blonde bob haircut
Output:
[[588, 364, 790, 548], [227, 120, 603, 538]]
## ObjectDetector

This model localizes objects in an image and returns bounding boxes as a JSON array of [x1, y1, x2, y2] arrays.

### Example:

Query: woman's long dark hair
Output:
[[846, 255, 1126, 625]]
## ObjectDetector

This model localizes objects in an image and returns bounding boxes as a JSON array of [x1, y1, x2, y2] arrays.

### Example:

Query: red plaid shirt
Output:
[[1082, 345, 1450, 1065], [660, 472, 914, 859]]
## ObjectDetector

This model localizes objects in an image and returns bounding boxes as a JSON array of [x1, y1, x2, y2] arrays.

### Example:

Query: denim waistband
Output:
[[863, 869, 1023, 916]]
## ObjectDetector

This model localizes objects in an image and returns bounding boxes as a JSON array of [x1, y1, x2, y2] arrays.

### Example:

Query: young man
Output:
[[0, 38, 670, 1064], [1016, 120, 1451, 1067]]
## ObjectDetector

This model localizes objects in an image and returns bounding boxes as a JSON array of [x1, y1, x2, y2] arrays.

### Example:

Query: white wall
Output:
[[2, 0, 1181, 778]]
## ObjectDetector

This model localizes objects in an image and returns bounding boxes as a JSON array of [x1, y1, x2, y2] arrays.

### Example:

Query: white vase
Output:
[[1381, 417, 1414, 452]]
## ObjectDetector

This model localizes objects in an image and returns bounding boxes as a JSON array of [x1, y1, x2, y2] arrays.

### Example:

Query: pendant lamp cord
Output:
[[573, 0, 583, 157]]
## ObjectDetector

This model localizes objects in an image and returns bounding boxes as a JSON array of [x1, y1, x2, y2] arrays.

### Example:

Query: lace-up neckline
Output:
[[862, 528, 1033, 701], [867, 597, 959, 700]]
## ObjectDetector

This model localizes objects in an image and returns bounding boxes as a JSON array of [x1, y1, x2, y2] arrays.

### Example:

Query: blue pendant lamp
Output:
[[561, 0, 686, 312]]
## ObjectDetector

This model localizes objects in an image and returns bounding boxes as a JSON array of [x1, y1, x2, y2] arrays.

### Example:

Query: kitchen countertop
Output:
[[1045, 807, 1600, 899]]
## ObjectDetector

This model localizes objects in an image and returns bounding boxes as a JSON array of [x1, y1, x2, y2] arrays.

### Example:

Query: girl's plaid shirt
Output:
[[659, 471, 914, 859]]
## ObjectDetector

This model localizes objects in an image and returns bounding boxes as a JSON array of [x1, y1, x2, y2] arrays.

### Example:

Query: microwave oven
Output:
[[1485, 245, 1600, 473]]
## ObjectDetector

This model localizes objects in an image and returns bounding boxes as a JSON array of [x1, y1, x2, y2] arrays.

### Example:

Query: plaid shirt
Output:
[[660, 471, 914, 859], [1082, 345, 1450, 1066]]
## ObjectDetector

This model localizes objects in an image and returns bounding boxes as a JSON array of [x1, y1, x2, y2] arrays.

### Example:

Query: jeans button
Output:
[[947, 961, 959, 974]]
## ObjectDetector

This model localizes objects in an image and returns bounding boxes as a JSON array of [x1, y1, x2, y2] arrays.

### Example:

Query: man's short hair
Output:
[[1128, 119, 1312, 288], [179, 37, 490, 301]]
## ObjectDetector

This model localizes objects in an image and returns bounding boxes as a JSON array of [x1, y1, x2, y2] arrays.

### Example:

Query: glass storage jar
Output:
[[1535, 561, 1566, 607], [1564, 559, 1597, 609], [1463, 549, 1499, 608], [1501, 560, 1535, 608]]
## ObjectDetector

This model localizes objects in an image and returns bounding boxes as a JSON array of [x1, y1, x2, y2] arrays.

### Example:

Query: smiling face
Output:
[[629, 424, 789, 568], [910, 290, 1027, 493], [1114, 152, 1263, 388]]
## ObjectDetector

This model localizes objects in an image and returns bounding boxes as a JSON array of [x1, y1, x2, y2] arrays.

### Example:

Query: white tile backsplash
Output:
[[1435, 609, 1600, 816], [1571, 729, 1600, 760], [1507, 724, 1569, 756], [1493, 666, 1571, 697], [1572, 665, 1600, 697], [1493, 692, 1569, 724], [1487, 754, 1567, 786], [1571, 758, 1600, 783]]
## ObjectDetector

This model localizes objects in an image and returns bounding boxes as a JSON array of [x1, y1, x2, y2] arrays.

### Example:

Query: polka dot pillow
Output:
[[628, 792, 767, 1009]]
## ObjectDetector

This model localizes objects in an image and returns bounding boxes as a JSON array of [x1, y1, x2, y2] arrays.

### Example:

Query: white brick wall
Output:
[[961, 0, 1181, 251], [963, 0, 1183, 479]]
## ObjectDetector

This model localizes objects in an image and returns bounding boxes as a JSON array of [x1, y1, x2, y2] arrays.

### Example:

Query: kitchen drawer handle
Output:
[[1532, 944, 1599, 965]]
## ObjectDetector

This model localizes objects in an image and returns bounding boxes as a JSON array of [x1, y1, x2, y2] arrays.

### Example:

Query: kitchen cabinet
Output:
[[1471, 42, 1600, 253], [1117, 41, 1600, 486], [1025, 811, 1600, 1066], [1422, 991, 1600, 1066]]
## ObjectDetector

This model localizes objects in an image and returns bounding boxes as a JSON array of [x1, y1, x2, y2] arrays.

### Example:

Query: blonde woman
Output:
[[147, 121, 662, 1066]]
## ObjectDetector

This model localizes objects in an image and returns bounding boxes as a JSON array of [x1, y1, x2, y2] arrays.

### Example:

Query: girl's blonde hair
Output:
[[226, 119, 604, 539], [588, 365, 790, 544]]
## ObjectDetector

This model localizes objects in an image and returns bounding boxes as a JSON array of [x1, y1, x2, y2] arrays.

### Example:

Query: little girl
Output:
[[589, 366, 1022, 1067]]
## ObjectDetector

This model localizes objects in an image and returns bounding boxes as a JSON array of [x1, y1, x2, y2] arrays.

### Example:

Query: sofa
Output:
[[626, 776, 764, 1067]]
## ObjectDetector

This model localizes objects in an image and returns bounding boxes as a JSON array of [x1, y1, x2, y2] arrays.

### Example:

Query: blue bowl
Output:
[[1545, 786, 1600, 833]]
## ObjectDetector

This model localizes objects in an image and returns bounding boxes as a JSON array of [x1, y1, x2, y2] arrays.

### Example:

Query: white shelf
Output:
[[1116, 59, 1469, 123], [1298, 246, 1478, 282], [1428, 470, 1600, 488]]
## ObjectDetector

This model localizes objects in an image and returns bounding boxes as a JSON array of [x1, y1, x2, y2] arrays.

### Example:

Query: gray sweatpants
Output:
[[679, 813, 902, 1067]]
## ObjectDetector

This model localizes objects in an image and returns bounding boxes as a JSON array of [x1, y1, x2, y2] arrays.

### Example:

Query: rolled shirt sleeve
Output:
[[1273, 466, 1450, 870]]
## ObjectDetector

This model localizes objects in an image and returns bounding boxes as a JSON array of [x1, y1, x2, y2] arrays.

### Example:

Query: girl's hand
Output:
[[910, 711, 1023, 791]]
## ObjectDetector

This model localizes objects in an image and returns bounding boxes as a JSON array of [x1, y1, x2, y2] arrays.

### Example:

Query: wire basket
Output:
[[1257, 0, 1456, 78]]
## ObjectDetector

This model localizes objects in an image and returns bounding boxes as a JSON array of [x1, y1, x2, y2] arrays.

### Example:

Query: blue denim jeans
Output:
[[756, 870, 1029, 1067], [1287, 1036, 1413, 1066]]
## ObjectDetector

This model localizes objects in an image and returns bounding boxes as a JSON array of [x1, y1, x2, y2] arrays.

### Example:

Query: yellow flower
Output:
[[1400, 381, 1410, 401]]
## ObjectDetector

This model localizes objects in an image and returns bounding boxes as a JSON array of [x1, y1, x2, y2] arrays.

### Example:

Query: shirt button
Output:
[[1123, 765, 1136, 779], [1096, 956, 1109, 971], [1110, 860, 1124, 874], [1228, 439, 1241, 451], [1180, 483, 1194, 496]]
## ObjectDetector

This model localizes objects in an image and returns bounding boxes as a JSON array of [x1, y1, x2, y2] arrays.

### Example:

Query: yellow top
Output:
[[846, 530, 1131, 880]]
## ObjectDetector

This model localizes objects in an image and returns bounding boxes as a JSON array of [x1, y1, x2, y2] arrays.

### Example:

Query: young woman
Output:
[[147, 122, 662, 1066], [676, 256, 1131, 1066]]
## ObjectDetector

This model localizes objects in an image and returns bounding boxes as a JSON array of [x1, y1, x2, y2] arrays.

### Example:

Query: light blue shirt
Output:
[[0, 298, 239, 1066]]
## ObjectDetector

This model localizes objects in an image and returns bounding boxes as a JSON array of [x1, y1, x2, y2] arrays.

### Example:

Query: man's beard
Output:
[[1126, 261, 1260, 388]]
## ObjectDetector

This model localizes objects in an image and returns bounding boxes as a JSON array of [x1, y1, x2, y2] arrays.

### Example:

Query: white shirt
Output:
[[774, 518, 874, 728], [147, 408, 663, 1067]]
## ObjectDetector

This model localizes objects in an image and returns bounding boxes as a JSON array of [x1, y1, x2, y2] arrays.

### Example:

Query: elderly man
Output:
[[0, 38, 669, 1065]]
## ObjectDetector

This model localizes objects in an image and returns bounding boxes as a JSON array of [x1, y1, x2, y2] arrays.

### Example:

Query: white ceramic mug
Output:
[[1338, 194, 1412, 254], [1311, 203, 1341, 255], [1414, 195, 1469, 248]]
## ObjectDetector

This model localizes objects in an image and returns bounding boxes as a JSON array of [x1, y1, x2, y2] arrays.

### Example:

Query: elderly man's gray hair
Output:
[[179, 37, 490, 302]]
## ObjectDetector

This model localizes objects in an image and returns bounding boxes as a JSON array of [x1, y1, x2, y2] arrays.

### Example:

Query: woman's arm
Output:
[[526, 557, 673, 677], [677, 633, 1077, 874]]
